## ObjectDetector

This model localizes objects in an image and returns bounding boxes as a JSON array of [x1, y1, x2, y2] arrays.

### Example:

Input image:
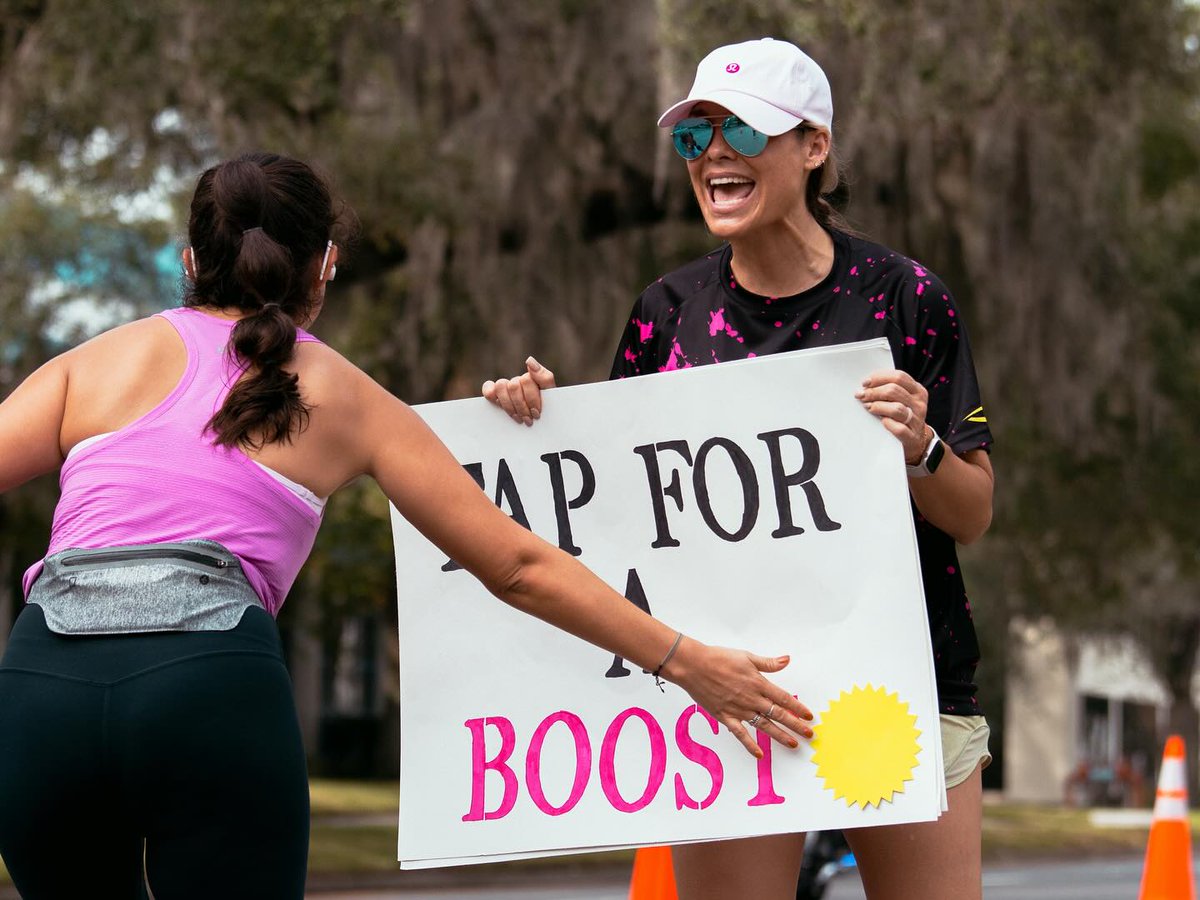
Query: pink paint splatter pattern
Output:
[[658, 338, 692, 372]]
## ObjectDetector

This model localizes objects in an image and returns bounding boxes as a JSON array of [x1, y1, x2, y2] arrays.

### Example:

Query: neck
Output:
[[728, 212, 835, 298], [192, 304, 245, 321]]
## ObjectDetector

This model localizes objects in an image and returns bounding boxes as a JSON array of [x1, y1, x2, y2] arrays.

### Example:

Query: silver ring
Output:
[[765, 704, 777, 721], [747, 713, 765, 728]]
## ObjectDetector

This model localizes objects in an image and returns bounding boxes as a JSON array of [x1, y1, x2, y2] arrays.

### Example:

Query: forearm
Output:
[[492, 538, 688, 677], [486, 533, 817, 754], [908, 447, 994, 544]]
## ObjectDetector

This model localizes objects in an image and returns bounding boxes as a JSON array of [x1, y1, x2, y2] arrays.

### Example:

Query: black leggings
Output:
[[0, 604, 309, 900]]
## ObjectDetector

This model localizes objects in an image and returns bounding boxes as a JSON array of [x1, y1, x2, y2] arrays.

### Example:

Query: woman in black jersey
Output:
[[485, 37, 995, 900]]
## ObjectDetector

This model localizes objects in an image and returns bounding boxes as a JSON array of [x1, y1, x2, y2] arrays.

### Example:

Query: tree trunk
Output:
[[1166, 694, 1200, 806], [1160, 616, 1200, 805]]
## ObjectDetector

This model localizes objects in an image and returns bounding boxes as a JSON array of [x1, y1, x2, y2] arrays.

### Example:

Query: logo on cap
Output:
[[725, 63, 740, 73]]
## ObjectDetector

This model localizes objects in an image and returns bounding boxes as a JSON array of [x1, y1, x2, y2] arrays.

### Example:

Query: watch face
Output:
[[926, 438, 946, 474]]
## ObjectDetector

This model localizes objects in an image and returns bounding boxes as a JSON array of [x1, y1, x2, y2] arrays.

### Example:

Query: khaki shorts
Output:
[[941, 714, 991, 789]]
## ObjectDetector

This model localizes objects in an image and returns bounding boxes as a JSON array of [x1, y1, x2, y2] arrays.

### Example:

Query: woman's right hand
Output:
[[665, 637, 814, 758], [482, 356, 556, 426]]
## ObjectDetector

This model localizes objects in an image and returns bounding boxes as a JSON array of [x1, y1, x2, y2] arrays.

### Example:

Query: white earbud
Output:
[[319, 239, 334, 282]]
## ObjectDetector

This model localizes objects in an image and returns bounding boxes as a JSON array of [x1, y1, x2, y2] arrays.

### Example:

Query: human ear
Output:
[[805, 129, 831, 170]]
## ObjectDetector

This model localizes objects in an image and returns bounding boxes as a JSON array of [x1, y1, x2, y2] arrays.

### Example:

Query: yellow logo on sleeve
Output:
[[963, 405, 987, 423]]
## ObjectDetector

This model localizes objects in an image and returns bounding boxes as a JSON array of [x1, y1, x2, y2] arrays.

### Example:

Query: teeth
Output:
[[709, 176, 753, 186]]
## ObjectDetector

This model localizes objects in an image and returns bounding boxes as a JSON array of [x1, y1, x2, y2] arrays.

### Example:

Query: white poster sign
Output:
[[391, 339, 944, 869]]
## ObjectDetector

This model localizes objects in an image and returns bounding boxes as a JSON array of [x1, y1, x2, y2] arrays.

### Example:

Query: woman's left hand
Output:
[[855, 369, 929, 464]]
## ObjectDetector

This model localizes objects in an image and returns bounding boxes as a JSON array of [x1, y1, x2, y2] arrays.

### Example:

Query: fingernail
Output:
[[531, 409, 540, 420], [789, 739, 799, 749], [523, 417, 533, 427], [853, 389, 864, 399], [777, 655, 790, 664], [526, 356, 541, 371]]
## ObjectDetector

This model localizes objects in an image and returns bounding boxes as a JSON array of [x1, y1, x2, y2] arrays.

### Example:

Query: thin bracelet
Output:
[[652, 631, 684, 692]]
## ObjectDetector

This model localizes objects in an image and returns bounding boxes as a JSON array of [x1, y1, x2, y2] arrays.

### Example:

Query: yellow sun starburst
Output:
[[811, 684, 922, 809]]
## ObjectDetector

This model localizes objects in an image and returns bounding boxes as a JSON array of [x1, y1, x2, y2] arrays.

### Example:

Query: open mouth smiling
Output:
[[707, 174, 756, 209]]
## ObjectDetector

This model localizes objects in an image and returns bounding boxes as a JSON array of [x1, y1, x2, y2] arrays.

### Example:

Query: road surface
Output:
[[309, 853, 1199, 899]]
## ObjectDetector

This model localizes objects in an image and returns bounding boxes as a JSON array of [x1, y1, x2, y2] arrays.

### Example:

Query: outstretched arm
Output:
[[345, 368, 813, 757]]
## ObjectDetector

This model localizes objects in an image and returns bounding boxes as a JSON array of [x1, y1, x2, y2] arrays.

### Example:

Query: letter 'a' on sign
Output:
[[605, 568, 653, 679]]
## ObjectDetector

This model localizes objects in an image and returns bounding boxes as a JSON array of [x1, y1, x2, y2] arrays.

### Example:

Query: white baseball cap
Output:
[[657, 38, 833, 136]]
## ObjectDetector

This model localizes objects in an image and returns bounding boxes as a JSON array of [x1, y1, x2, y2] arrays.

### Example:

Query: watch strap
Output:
[[906, 427, 944, 479]]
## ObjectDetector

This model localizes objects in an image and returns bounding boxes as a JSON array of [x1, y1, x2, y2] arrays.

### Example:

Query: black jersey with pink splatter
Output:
[[609, 230, 993, 716]]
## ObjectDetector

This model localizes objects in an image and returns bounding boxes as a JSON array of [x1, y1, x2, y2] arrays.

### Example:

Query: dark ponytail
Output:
[[184, 153, 340, 449], [802, 135, 856, 236]]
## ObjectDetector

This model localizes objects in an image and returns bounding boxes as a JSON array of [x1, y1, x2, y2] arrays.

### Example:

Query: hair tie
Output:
[[261, 301, 282, 314], [243, 226, 264, 236]]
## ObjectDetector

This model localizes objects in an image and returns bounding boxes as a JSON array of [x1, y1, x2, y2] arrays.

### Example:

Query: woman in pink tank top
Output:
[[0, 153, 813, 900]]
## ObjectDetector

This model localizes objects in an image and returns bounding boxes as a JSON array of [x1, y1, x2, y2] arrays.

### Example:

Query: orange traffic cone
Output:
[[629, 846, 678, 900], [1138, 735, 1196, 900]]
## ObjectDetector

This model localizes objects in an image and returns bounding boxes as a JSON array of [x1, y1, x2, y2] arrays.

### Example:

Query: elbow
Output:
[[487, 544, 549, 616], [954, 505, 993, 546]]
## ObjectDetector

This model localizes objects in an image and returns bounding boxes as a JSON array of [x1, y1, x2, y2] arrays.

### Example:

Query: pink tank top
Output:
[[23, 307, 324, 616]]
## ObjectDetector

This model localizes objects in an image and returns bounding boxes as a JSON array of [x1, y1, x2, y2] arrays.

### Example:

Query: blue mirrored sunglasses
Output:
[[671, 115, 770, 160]]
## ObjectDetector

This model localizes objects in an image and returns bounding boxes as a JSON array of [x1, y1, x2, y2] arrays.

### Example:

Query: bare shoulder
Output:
[[64, 315, 180, 370], [291, 339, 379, 409], [76, 315, 176, 351], [287, 339, 408, 483]]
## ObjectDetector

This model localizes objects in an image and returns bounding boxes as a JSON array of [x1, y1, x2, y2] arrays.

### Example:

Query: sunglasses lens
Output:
[[672, 119, 713, 160], [722, 117, 769, 157]]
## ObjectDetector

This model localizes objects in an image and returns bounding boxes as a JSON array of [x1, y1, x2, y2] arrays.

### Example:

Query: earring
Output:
[[185, 247, 198, 279], [328, 264, 337, 282]]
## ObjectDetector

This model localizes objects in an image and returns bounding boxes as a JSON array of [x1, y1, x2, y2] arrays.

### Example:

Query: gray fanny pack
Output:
[[27, 540, 266, 635]]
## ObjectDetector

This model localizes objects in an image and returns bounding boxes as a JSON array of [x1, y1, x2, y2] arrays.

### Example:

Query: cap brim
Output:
[[657, 90, 807, 136]]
